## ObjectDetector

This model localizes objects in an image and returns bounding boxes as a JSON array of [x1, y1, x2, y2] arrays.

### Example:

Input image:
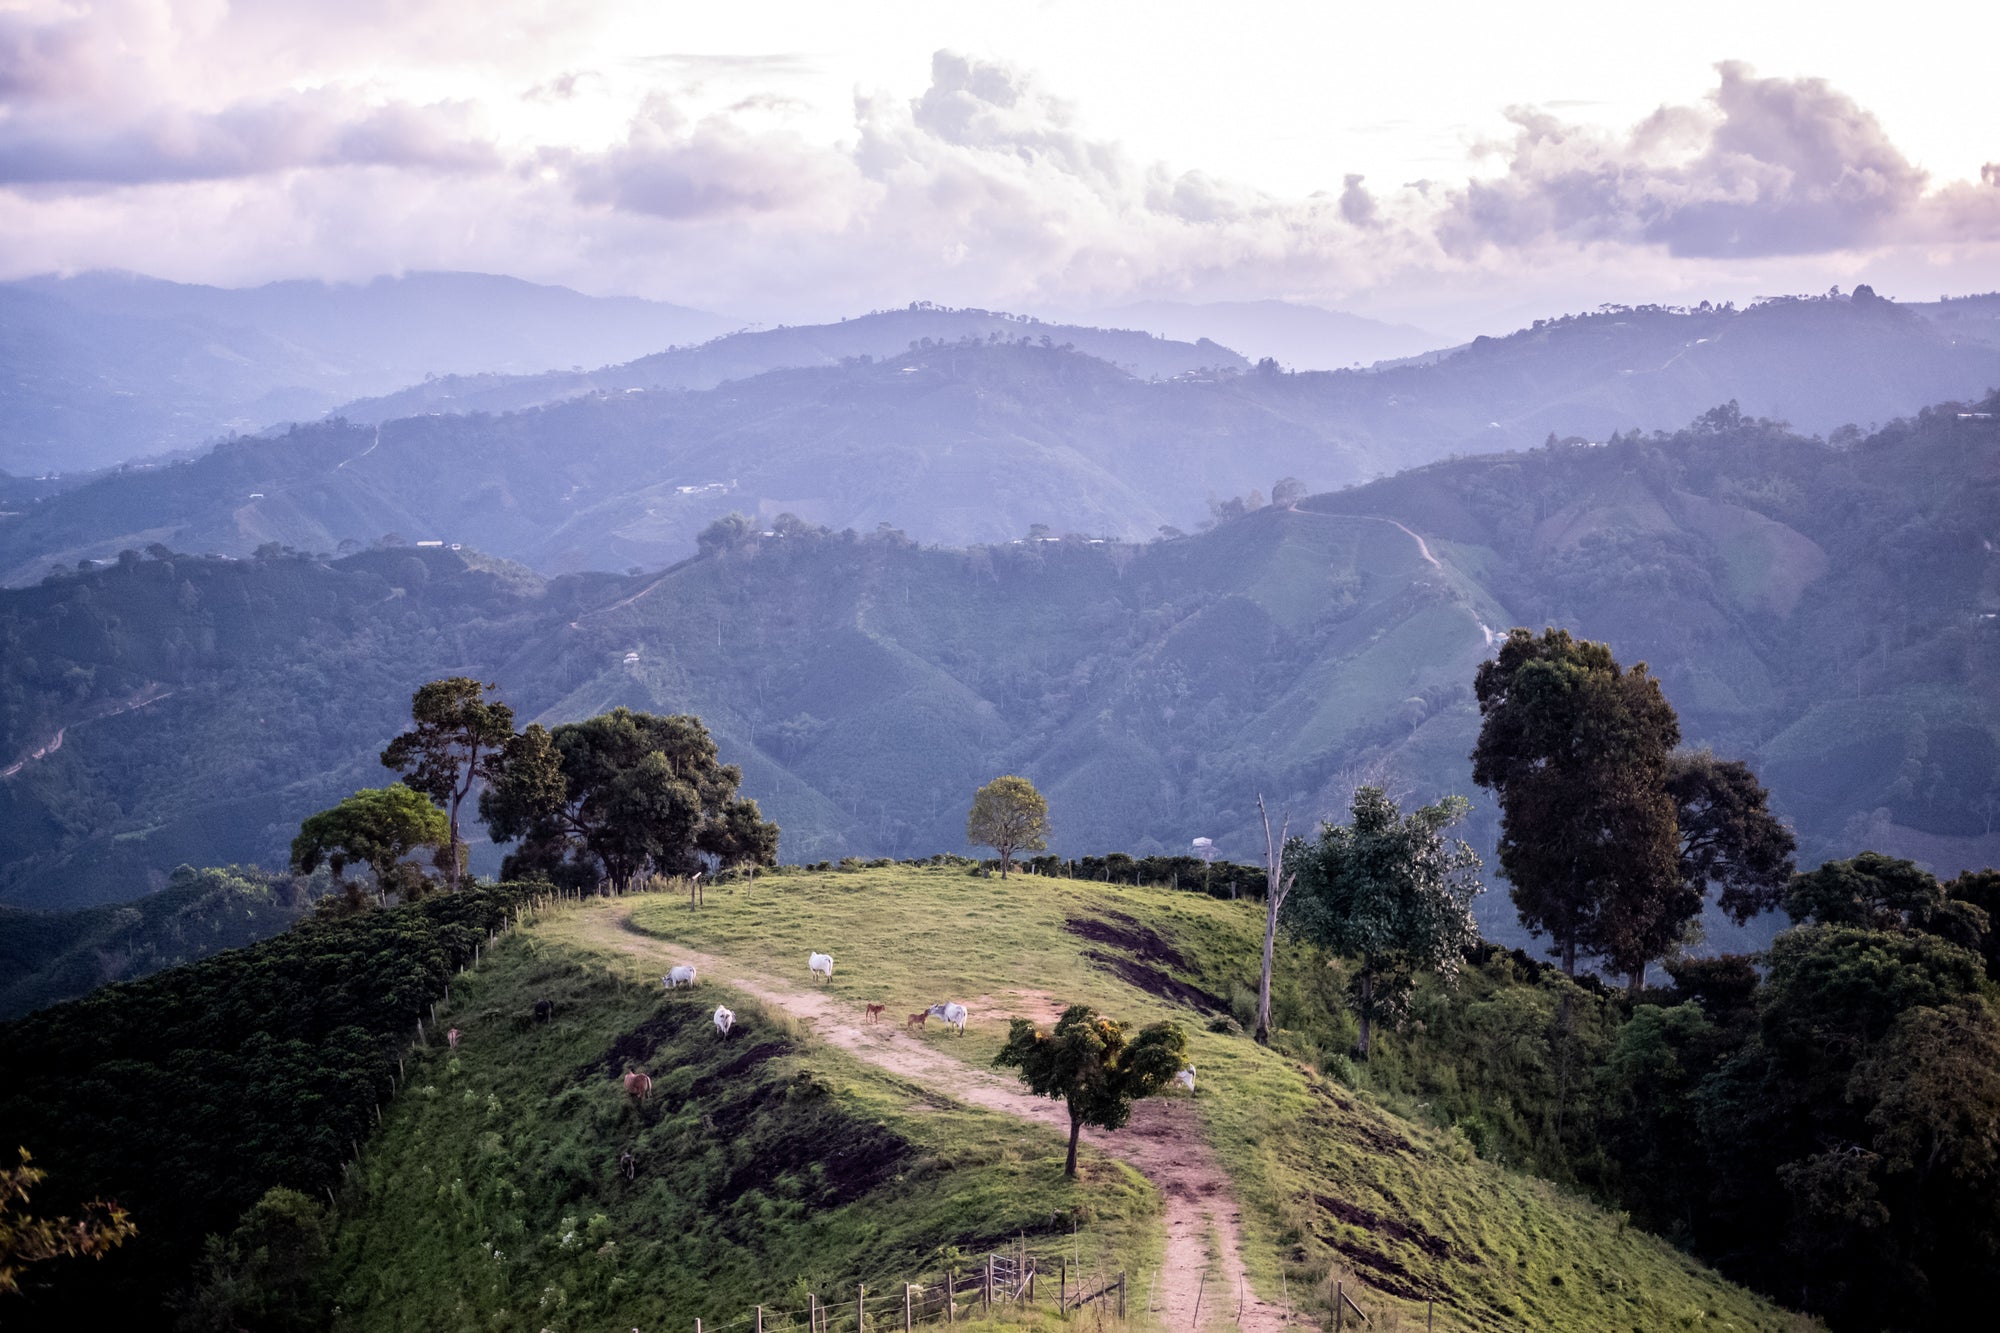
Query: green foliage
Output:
[[1, 1147, 137, 1299], [965, 775, 1049, 878], [290, 785, 449, 905], [479, 709, 777, 890], [1666, 749, 1796, 923], [379, 678, 516, 890], [1283, 786, 1483, 1056], [0, 865, 327, 1020], [1472, 628, 1685, 981], [994, 1004, 1186, 1175], [177, 1187, 329, 1333], [0, 882, 534, 1325]]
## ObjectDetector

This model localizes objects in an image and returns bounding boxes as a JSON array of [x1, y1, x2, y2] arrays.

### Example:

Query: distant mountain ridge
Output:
[[1085, 298, 1443, 369], [5, 289, 2000, 583], [0, 270, 732, 474], [3, 395, 1992, 928]]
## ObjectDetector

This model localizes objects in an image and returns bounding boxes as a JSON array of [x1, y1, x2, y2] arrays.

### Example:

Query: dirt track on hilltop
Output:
[[568, 904, 1291, 1333]]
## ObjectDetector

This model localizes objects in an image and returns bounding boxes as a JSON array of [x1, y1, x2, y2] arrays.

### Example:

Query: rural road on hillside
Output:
[[568, 904, 1292, 1333]]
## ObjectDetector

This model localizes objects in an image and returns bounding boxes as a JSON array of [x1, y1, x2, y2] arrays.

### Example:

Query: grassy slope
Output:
[[573, 866, 1803, 1333], [327, 917, 1159, 1333]]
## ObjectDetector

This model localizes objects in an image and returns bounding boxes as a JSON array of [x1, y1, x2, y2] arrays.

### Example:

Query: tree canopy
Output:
[[1471, 628, 1682, 980], [380, 678, 515, 890], [993, 1004, 1186, 1176], [966, 775, 1049, 879], [1283, 786, 1484, 1057], [289, 786, 449, 906], [479, 709, 777, 890]]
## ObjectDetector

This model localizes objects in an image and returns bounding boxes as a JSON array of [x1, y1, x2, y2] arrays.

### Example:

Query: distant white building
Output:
[[623, 651, 640, 665], [1191, 837, 1217, 863]]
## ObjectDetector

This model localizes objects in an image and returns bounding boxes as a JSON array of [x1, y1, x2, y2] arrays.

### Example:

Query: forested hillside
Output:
[[5, 291, 1996, 583], [4, 398, 1994, 926]]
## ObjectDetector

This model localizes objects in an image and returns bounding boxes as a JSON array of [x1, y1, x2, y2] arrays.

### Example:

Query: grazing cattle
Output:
[[663, 964, 698, 990], [713, 1005, 735, 1038], [864, 1003, 886, 1023], [808, 952, 834, 982], [446, 1027, 461, 1050], [533, 999, 555, 1023], [926, 1002, 968, 1035], [906, 1011, 928, 1030], [622, 1069, 653, 1101], [1175, 1066, 1197, 1094]]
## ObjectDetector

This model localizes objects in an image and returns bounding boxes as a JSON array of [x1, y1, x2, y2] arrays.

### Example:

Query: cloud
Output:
[[1437, 62, 1935, 259], [0, 91, 500, 186], [562, 93, 849, 220]]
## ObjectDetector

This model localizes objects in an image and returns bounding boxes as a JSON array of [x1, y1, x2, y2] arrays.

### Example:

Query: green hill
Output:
[[3, 400, 1995, 934]]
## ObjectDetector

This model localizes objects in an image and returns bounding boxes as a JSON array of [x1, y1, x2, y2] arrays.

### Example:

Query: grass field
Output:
[[542, 864, 1811, 1333], [327, 921, 1160, 1333]]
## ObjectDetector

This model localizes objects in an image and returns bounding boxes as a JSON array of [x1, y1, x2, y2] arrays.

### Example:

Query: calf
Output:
[[906, 1011, 928, 1031], [622, 1069, 653, 1102], [864, 1003, 886, 1023]]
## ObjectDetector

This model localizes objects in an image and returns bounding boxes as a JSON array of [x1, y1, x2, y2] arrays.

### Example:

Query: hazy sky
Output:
[[3, 0, 1997, 334]]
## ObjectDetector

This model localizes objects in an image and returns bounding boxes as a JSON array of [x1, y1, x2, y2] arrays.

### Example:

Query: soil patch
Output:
[[1080, 949, 1228, 1015], [1062, 913, 1191, 969], [1314, 1192, 1458, 1262]]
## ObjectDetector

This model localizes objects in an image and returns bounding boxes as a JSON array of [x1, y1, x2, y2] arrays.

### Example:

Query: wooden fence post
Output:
[[755, 1306, 762, 1333], [1117, 1273, 1126, 1320], [858, 1284, 865, 1333], [984, 1256, 993, 1310], [945, 1271, 955, 1326], [1192, 1271, 1206, 1331], [903, 1283, 912, 1333], [1334, 1280, 1344, 1332], [809, 1293, 817, 1333], [1058, 1259, 1066, 1313], [696, 1318, 703, 1333]]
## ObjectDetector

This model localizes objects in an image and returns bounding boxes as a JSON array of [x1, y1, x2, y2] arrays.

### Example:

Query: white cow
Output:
[[1175, 1066, 1197, 1094], [926, 1002, 968, 1034], [663, 964, 698, 990], [713, 1005, 735, 1038], [808, 952, 834, 982]]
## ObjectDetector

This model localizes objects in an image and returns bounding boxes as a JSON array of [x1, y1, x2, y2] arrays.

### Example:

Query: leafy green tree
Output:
[[1946, 868, 2000, 979], [380, 678, 515, 891], [177, 1187, 328, 1332], [480, 709, 776, 890], [966, 775, 1049, 879], [1283, 786, 1484, 1057], [1471, 628, 1681, 980], [290, 786, 449, 906], [1, 1148, 136, 1298], [1666, 750, 1795, 920], [1784, 852, 1991, 955], [994, 1005, 1187, 1176]]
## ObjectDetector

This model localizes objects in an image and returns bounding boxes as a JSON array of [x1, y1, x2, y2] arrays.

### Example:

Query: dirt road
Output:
[[568, 904, 1289, 1333]]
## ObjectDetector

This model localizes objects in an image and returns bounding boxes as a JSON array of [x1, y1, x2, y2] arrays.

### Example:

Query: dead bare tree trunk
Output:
[[1254, 794, 1296, 1045]]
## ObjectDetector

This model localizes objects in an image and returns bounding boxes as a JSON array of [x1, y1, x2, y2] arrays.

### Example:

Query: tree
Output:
[[289, 786, 449, 906], [1252, 794, 1296, 1044], [380, 678, 515, 891], [178, 1187, 328, 1332], [1270, 477, 1307, 508], [994, 1005, 1187, 1176], [1665, 750, 1796, 924], [479, 709, 777, 891], [1283, 786, 1484, 1057], [1785, 852, 1990, 955], [966, 775, 1049, 879], [1, 1148, 136, 1298], [1471, 628, 1680, 979]]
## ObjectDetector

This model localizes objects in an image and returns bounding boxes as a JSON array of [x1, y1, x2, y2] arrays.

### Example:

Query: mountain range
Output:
[[0, 270, 732, 475], [4, 397, 1993, 953], [5, 289, 1999, 584]]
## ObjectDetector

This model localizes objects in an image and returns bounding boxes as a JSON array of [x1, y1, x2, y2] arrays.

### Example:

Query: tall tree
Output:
[[966, 775, 1049, 879], [380, 678, 515, 891], [479, 709, 776, 891], [290, 786, 450, 906], [1283, 786, 1484, 1057], [1665, 749, 1796, 920], [1252, 794, 1296, 1045], [993, 1005, 1187, 1176], [1471, 628, 1680, 978]]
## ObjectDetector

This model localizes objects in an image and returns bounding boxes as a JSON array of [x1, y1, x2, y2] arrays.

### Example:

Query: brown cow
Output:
[[906, 1011, 928, 1031], [864, 1003, 886, 1023], [622, 1069, 653, 1102]]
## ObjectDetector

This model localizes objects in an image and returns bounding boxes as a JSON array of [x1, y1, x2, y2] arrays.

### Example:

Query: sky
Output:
[[3, 0, 1998, 336]]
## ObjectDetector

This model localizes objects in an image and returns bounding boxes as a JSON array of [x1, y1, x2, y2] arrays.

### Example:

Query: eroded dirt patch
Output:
[[1062, 912, 1191, 969], [1081, 949, 1229, 1015]]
